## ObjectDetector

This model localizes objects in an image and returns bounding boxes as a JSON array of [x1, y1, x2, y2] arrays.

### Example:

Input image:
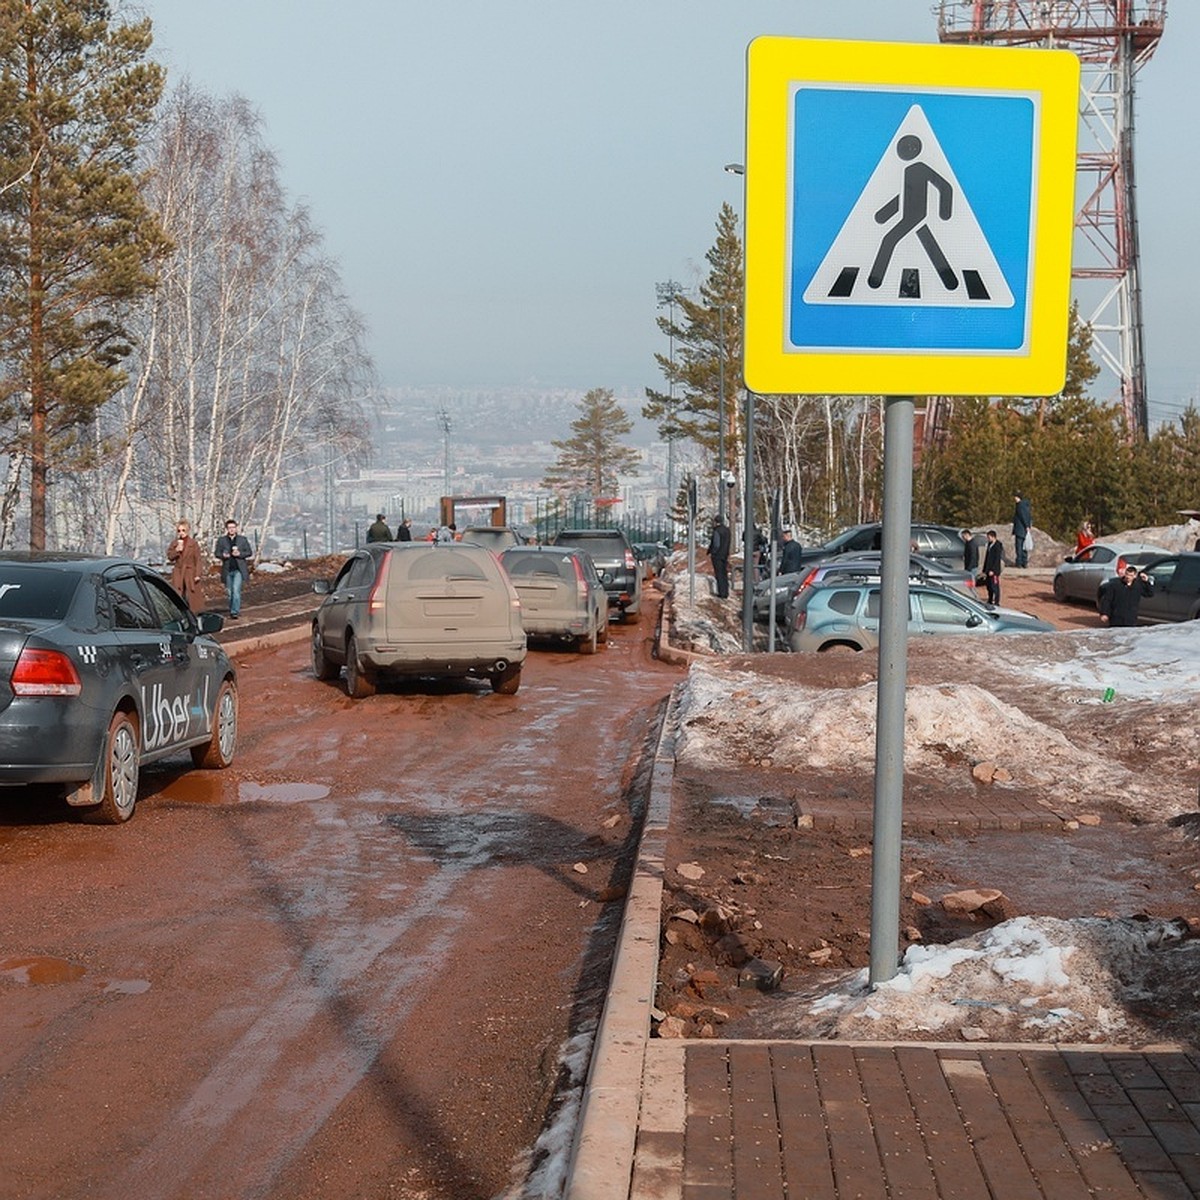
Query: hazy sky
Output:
[[142, 1, 1195, 426]]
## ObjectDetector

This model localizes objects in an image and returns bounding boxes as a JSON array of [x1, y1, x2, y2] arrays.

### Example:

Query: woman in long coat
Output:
[[167, 519, 204, 611]]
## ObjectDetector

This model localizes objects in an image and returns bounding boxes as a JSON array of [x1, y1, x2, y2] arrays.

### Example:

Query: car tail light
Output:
[[571, 555, 589, 601], [792, 609, 807, 632], [368, 553, 392, 613], [624, 549, 636, 571], [11, 648, 83, 696], [1115, 556, 1127, 574]]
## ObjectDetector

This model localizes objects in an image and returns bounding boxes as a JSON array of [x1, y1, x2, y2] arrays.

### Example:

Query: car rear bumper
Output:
[[360, 638, 527, 674]]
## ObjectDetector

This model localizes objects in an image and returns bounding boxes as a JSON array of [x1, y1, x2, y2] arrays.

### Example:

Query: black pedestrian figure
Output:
[[868, 134, 957, 293]]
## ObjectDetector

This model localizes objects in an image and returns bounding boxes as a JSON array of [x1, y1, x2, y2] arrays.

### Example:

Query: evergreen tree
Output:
[[644, 203, 743, 475], [0, 0, 169, 548], [542, 387, 640, 499]]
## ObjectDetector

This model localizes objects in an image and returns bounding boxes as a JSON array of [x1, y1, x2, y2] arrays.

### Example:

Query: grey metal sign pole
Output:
[[868, 395, 914, 987], [741, 389, 756, 652]]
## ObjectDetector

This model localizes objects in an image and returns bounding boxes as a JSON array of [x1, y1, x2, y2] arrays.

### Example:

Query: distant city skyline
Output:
[[144, 2, 1199, 426]]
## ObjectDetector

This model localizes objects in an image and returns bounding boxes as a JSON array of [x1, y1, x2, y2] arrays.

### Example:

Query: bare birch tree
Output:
[[64, 83, 372, 555]]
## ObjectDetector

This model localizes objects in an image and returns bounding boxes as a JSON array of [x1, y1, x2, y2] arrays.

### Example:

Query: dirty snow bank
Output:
[[766, 915, 1199, 1045]]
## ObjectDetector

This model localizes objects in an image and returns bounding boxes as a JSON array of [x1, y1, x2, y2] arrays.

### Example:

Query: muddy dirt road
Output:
[[0, 597, 681, 1200]]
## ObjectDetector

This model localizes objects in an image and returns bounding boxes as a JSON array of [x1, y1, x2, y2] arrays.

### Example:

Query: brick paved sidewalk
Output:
[[631, 1039, 1200, 1199]]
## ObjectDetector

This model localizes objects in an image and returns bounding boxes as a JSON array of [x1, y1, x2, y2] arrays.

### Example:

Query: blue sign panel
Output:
[[787, 87, 1036, 356]]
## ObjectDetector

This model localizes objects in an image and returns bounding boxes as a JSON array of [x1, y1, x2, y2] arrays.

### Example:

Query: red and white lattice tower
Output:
[[934, 1, 1166, 439]]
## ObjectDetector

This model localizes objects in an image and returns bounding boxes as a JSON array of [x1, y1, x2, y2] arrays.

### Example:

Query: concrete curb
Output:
[[221, 621, 311, 658], [564, 687, 682, 1200]]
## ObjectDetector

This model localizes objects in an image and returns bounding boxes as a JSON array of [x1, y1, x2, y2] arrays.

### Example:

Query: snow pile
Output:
[[674, 620, 1200, 820], [783, 915, 1199, 1044]]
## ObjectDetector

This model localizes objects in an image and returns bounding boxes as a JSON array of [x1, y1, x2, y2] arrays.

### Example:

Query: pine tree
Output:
[[0, 0, 169, 548], [542, 387, 640, 499], [644, 204, 743, 472]]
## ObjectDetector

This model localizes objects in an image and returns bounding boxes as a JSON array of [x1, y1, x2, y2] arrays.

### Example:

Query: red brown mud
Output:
[[0, 589, 680, 1200]]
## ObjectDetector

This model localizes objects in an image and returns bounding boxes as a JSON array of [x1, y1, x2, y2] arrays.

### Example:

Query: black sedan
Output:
[[0, 554, 237, 823]]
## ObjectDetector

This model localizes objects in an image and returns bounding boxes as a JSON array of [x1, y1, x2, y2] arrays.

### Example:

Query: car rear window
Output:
[[404, 550, 489, 582], [0, 566, 80, 620], [504, 553, 570, 579]]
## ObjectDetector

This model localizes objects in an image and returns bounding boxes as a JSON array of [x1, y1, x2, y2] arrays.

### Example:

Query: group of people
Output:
[[366, 513, 414, 543], [958, 493, 1036, 605], [166, 518, 254, 619], [704, 520, 803, 601]]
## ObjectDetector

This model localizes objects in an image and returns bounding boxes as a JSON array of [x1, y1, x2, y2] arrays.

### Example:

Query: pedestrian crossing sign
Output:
[[742, 37, 1079, 396]]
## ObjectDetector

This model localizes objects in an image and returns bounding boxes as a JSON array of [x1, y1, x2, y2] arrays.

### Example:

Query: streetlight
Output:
[[655, 281, 685, 517]]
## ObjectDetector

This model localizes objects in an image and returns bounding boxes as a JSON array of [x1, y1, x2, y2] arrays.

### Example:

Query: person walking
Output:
[[707, 518, 731, 599], [166, 519, 204, 612], [982, 529, 1004, 605], [1012, 493, 1033, 568], [366, 513, 392, 543], [961, 528, 979, 574], [779, 527, 803, 576], [214, 519, 253, 619], [1098, 564, 1153, 627], [396, 518, 413, 542]]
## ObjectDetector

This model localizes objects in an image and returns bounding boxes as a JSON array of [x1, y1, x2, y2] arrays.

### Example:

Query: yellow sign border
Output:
[[743, 37, 1080, 396]]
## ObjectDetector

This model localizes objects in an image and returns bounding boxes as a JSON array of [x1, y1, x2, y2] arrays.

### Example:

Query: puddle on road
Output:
[[0, 955, 87, 985], [239, 782, 331, 805], [102, 977, 151, 996]]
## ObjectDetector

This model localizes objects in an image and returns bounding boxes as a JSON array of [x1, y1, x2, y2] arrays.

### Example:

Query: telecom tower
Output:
[[934, 0, 1166, 438]]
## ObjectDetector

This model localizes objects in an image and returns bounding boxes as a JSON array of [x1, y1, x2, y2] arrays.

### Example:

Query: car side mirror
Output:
[[966, 614, 983, 628], [312, 579, 331, 595], [196, 611, 225, 634]]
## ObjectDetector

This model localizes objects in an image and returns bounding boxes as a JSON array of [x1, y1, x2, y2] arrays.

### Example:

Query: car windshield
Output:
[[0, 566, 79, 620]]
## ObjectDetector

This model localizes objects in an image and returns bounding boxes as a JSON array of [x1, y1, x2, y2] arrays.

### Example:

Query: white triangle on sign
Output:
[[802, 105, 1014, 309]]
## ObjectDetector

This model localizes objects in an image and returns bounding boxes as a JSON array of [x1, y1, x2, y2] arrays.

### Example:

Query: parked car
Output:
[[550, 528, 642, 620], [1052, 542, 1165, 605], [459, 526, 525, 552], [777, 554, 977, 631], [754, 551, 974, 623], [1133, 552, 1200, 623], [0, 553, 237, 824], [791, 522, 969, 571], [632, 542, 669, 578], [500, 545, 608, 654], [311, 542, 526, 696], [787, 578, 1053, 654]]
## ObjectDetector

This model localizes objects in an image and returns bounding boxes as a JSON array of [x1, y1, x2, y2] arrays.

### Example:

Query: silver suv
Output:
[[550, 529, 642, 621], [311, 542, 526, 696], [787, 578, 1053, 654], [501, 546, 608, 653]]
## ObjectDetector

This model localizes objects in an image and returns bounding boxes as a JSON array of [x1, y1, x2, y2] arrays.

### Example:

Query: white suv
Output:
[[311, 543, 527, 697]]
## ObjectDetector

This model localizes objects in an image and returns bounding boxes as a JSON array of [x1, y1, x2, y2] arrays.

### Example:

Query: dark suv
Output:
[[550, 528, 642, 621]]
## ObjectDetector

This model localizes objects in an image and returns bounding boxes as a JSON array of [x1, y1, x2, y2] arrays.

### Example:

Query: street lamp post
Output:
[[656, 281, 685, 517], [718, 306, 726, 526]]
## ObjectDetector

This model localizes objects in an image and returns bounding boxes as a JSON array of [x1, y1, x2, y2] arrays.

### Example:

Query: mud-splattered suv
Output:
[[311, 542, 526, 696], [550, 529, 642, 621]]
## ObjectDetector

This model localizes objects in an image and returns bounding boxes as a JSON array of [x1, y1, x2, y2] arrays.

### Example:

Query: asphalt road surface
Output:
[[0, 595, 680, 1200]]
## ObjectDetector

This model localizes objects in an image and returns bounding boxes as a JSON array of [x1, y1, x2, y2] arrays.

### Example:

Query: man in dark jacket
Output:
[[366, 513, 392, 543], [1012, 494, 1032, 567], [707, 518, 731, 599], [982, 529, 1003, 605], [1099, 564, 1154, 627], [214, 519, 253, 618], [961, 528, 979, 573], [396, 518, 413, 542], [779, 527, 803, 575]]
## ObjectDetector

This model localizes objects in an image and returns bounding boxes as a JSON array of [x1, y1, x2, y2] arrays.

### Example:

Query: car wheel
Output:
[[578, 623, 598, 655], [491, 664, 522, 695], [598, 618, 609, 645], [191, 678, 238, 769], [345, 634, 376, 698], [311, 624, 339, 681], [81, 711, 140, 825], [1052, 575, 1068, 602]]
